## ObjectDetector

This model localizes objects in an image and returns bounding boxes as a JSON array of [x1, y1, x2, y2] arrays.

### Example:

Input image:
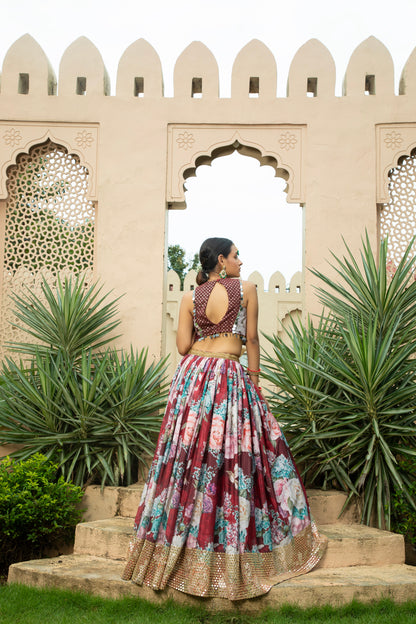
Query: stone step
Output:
[[8, 555, 416, 610], [307, 489, 359, 525], [73, 517, 404, 568], [81, 485, 358, 524], [316, 524, 404, 568]]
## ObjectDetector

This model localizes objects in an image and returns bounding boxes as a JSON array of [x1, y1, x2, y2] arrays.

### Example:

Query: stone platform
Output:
[[8, 488, 416, 609]]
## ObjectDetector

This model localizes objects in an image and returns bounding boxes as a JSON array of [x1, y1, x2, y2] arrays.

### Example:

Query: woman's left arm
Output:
[[244, 281, 261, 385], [176, 291, 195, 355]]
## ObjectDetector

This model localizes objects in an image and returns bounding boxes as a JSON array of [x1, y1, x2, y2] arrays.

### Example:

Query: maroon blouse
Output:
[[192, 278, 247, 344]]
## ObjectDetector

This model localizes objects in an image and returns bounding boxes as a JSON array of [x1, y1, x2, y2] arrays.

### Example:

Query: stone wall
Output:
[[0, 34, 415, 361]]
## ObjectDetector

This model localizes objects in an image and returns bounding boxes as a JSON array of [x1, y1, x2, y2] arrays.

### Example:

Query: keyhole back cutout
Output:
[[204, 282, 230, 325]]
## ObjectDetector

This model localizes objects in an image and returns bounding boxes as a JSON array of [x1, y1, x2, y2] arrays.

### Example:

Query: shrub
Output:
[[0, 274, 169, 486], [0, 454, 83, 576], [261, 315, 347, 490], [391, 458, 416, 547], [262, 234, 416, 529]]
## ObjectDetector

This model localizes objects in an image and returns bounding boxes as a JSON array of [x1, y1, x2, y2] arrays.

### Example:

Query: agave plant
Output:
[[0, 274, 169, 486], [8, 273, 122, 360], [263, 234, 416, 529], [262, 315, 351, 490]]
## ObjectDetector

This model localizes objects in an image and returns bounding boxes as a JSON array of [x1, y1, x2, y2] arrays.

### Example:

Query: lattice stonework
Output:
[[0, 140, 95, 358], [379, 152, 416, 277]]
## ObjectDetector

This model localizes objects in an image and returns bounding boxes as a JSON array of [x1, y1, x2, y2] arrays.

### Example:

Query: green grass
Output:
[[1, 584, 416, 624]]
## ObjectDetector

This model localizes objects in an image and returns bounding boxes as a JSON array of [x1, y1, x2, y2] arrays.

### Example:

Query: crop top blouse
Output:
[[192, 277, 247, 344]]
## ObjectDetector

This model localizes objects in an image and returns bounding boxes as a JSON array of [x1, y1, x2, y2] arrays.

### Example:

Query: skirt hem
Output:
[[122, 521, 327, 601]]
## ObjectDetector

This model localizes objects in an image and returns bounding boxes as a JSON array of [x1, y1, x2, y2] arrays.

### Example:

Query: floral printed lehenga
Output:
[[122, 278, 326, 600]]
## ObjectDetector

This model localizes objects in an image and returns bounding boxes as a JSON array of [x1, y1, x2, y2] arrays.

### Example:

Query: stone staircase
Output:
[[8, 485, 416, 611]]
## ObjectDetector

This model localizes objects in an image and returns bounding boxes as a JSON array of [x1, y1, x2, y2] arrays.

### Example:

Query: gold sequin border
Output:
[[122, 522, 327, 601]]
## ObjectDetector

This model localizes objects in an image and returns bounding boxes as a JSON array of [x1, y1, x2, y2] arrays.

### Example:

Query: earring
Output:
[[219, 266, 227, 278]]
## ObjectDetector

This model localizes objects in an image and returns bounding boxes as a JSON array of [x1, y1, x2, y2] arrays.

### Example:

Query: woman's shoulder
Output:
[[241, 279, 257, 292], [181, 290, 194, 307]]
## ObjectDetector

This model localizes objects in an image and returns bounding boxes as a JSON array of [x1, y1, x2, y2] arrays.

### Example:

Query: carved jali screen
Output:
[[0, 140, 95, 357]]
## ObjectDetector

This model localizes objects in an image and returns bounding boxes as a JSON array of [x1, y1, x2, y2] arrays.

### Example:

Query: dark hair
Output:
[[196, 237, 233, 285]]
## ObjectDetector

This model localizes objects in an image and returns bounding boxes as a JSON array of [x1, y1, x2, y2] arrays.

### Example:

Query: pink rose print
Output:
[[267, 413, 282, 440], [209, 413, 225, 450], [241, 419, 252, 452], [183, 410, 198, 446], [224, 433, 237, 459], [291, 516, 309, 536], [186, 534, 198, 548], [156, 526, 166, 544], [274, 479, 285, 498], [184, 503, 194, 519]]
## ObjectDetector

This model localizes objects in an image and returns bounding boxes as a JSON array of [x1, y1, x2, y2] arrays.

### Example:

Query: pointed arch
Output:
[[268, 271, 287, 293], [0, 122, 98, 201], [167, 124, 305, 208], [59, 37, 110, 96], [174, 42, 219, 98], [287, 39, 335, 97], [2, 34, 56, 96], [343, 36, 394, 96], [248, 271, 265, 291], [116, 38, 163, 97], [399, 46, 416, 95], [289, 271, 302, 294], [231, 40, 277, 99]]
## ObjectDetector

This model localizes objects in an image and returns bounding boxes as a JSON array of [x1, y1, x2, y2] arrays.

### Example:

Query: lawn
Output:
[[1, 584, 416, 624]]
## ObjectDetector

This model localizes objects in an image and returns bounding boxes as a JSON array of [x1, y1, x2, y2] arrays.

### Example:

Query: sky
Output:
[[1, 0, 416, 284]]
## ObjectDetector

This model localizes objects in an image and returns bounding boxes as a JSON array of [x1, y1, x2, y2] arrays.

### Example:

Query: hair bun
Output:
[[198, 237, 233, 277], [199, 248, 217, 272]]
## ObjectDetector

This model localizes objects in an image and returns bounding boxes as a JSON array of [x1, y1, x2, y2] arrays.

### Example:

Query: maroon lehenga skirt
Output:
[[122, 352, 326, 600]]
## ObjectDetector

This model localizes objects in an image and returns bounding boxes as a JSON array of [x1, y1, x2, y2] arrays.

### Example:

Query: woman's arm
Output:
[[176, 291, 195, 355], [244, 281, 260, 386]]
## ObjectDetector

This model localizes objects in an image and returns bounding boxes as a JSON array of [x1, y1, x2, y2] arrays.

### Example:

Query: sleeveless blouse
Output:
[[192, 277, 247, 344]]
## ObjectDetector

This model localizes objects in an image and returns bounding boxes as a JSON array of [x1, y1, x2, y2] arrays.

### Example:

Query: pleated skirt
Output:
[[122, 353, 326, 600]]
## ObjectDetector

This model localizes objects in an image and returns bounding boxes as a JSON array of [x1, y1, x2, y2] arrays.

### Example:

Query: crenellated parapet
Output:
[[1, 34, 56, 96], [116, 38, 163, 97], [231, 40, 277, 99], [343, 36, 394, 96], [0, 33, 416, 363], [287, 39, 335, 98], [58, 37, 110, 96], [1, 34, 416, 98], [174, 42, 219, 98]]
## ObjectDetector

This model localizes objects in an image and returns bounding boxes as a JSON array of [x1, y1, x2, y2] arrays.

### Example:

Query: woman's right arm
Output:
[[176, 291, 195, 355], [244, 281, 260, 386]]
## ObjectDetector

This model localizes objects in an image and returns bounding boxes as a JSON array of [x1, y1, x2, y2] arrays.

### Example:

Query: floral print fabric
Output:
[[122, 353, 326, 599]]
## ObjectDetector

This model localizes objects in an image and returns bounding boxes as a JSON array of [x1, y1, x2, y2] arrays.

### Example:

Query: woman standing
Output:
[[122, 237, 326, 600]]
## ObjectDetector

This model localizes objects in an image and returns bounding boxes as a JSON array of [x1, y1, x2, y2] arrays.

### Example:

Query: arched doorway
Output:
[[165, 147, 303, 375], [168, 150, 302, 285]]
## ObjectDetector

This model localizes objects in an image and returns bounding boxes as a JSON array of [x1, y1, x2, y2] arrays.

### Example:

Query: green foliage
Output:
[[391, 457, 416, 546], [0, 454, 83, 575], [262, 315, 349, 491], [263, 234, 416, 529], [8, 273, 121, 360], [168, 244, 200, 288], [0, 275, 169, 486]]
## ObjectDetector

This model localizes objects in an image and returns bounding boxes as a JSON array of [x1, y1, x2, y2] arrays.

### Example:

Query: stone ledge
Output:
[[73, 518, 405, 568], [8, 556, 416, 610], [81, 486, 358, 524]]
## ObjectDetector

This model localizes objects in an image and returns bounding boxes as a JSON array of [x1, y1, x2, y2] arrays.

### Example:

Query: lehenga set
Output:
[[122, 277, 326, 600]]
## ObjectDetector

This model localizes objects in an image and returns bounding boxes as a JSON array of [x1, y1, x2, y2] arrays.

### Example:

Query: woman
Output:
[[122, 237, 326, 600]]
